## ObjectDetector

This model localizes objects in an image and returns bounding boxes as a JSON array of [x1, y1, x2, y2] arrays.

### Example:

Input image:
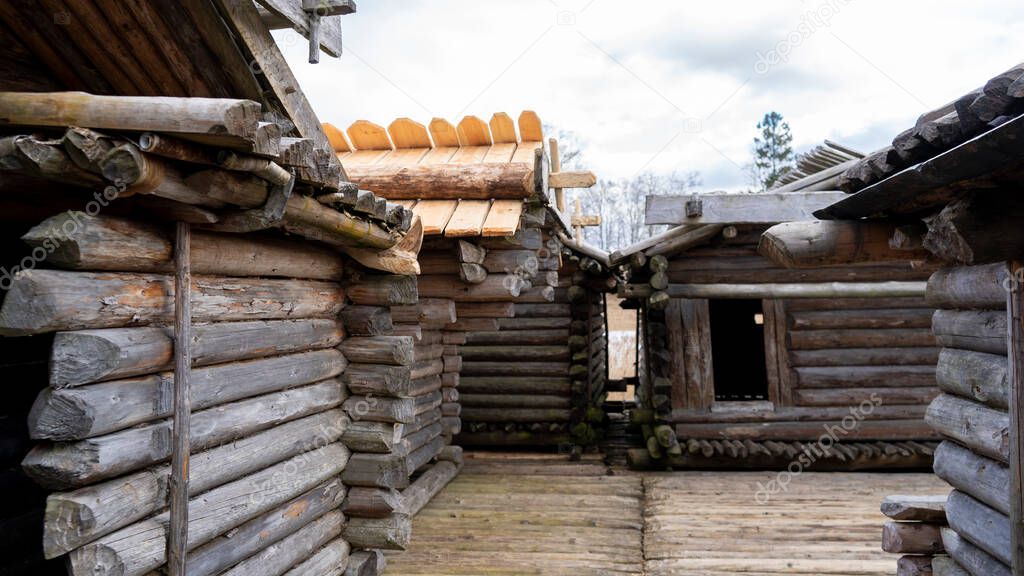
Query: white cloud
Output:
[[279, 0, 1024, 189]]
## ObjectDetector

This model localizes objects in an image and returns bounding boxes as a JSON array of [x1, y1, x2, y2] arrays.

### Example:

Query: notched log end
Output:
[[28, 388, 95, 441]]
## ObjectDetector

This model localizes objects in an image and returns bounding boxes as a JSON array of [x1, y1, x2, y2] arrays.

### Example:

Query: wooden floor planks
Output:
[[643, 471, 949, 575], [384, 454, 949, 575]]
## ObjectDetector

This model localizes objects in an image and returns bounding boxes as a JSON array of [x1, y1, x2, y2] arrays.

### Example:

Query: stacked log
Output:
[[838, 63, 1024, 193], [880, 495, 948, 574], [914, 264, 1013, 575], [339, 273, 460, 564], [2, 213, 358, 575]]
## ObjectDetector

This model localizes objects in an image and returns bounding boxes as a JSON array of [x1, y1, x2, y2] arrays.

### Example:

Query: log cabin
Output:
[[619, 189, 943, 471], [760, 61, 1024, 575], [330, 114, 615, 451], [0, 2, 463, 574]]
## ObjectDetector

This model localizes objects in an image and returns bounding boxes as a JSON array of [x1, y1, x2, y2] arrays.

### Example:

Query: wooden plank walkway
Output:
[[644, 471, 948, 575], [385, 453, 949, 575]]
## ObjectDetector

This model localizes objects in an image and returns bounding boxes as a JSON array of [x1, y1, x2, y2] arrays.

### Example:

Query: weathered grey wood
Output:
[[0, 92, 261, 147], [344, 395, 415, 424], [341, 421, 402, 454], [459, 346, 570, 362], [931, 556, 970, 576], [459, 263, 487, 284], [759, 219, 930, 268], [344, 550, 386, 576], [926, 394, 1009, 462], [168, 222, 191, 576], [30, 349, 346, 440], [460, 394, 572, 409], [49, 319, 345, 387], [343, 487, 403, 518], [253, 0, 351, 57], [42, 409, 349, 558], [645, 191, 847, 225], [186, 478, 345, 576], [936, 349, 1009, 409], [924, 193, 1024, 265], [0, 270, 345, 336], [21, 213, 345, 279], [933, 309, 1007, 355], [621, 281, 926, 300], [788, 328, 935, 350], [221, 510, 343, 576], [342, 453, 410, 489], [882, 495, 947, 522], [882, 521, 944, 554], [793, 365, 937, 388], [933, 440, 1010, 516], [401, 460, 459, 517], [461, 408, 572, 423], [343, 514, 411, 550], [343, 364, 413, 398], [68, 443, 350, 576], [464, 329, 569, 346], [789, 308, 934, 330], [22, 380, 345, 489], [340, 336, 414, 366], [946, 489, 1011, 566], [941, 526, 1012, 576], [926, 264, 1008, 310], [896, 555, 934, 576], [281, 536, 350, 576], [790, 347, 940, 367], [347, 275, 418, 306], [1008, 259, 1024, 574], [417, 274, 535, 301], [341, 306, 394, 336]]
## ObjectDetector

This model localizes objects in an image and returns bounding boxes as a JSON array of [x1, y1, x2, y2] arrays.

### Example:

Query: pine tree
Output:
[[752, 111, 794, 191]]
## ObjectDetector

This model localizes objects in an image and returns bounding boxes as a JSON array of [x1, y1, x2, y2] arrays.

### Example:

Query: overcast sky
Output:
[[277, 0, 1024, 190]]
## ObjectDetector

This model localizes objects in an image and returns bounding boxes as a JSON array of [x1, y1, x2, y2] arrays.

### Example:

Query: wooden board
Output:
[[388, 118, 432, 149], [457, 116, 492, 146], [483, 143, 517, 164], [322, 122, 351, 152], [412, 200, 458, 235], [489, 112, 518, 143], [481, 200, 522, 236], [518, 111, 543, 142], [348, 120, 394, 150], [444, 200, 492, 237], [643, 472, 950, 575], [511, 140, 541, 164], [645, 191, 849, 225]]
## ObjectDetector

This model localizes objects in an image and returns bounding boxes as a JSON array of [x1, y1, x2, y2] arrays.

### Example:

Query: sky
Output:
[[277, 0, 1024, 190]]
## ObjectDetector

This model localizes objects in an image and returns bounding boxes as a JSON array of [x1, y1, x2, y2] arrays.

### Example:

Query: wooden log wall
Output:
[[0, 211, 460, 576], [417, 231, 608, 448], [910, 263, 1013, 575], [880, 495, 950, 575], [339, 272, 461, 563], [633, 226, 941, 467]]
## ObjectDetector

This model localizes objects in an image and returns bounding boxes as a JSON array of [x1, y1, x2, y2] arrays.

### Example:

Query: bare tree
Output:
[[546, 125, 702, 250]]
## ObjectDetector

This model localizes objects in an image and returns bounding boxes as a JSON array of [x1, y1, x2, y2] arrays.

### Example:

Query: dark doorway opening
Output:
[[708, 299, 769, 401]]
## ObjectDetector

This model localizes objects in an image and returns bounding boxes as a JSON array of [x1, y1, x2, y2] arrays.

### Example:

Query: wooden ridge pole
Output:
[[168, 222, 193, 575], [1008, 260, 1024, 574]]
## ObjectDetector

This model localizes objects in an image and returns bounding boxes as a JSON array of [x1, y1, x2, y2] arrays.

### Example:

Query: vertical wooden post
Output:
[[574, 197, 583, 246], [1008, 260, 1024, 574], [549, 138, 564, 213], [167, 222, 192, 575]]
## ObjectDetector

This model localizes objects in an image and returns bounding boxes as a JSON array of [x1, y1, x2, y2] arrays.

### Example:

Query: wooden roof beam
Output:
[[759, 220, 932, 269], [646, 191, 847, 226]]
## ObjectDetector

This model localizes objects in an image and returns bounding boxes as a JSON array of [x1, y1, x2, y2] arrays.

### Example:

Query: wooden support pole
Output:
[[168, 223, 191, 576], [1007, 260, 1024, 573], [550, 138, 564, 212]]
